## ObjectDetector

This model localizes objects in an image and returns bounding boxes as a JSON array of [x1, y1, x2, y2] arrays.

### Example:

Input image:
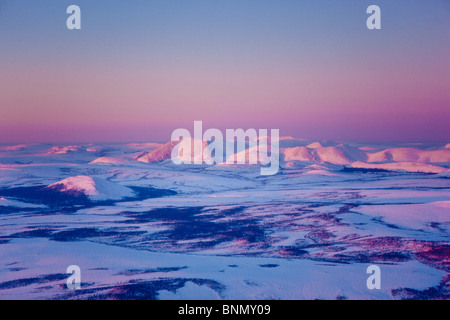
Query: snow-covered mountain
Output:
[[89, 157, 127, 164], [136, 139, 211, 164], [46, 145, 81, 155], [366, 148, 450, 163], [135, 141, 179, 163], [280, 142, 450, 173]]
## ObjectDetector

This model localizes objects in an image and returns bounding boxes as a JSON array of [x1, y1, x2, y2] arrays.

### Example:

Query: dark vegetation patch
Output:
[[243, 280, 260, 287], [0, 273, 67, 290], [49, 227, 146, 242], [341, 167, 390, 173], [0, 186, 91, 206], [258, 264, 279, 268], [123, 206, 266, 249], [279, 247, 309, 257], [2, 205, 259, 250], [0, 185, 176, 208], [116, 266, 188, 276], [8, 227, 57, 239], [59, 168, 106, 176], [7, 226, 146, 243], [0, 206, 38, 215], [59, 278, 225, 300], [370, 217, 401, 230], [8, 267, 26, 272], [124, 206, 246, 224], [332, 252, 411, 263], [415, 244, 450, 272], [428, 222, 447, 233], [128, 186, 176, 200], [124, 206, 204, 223], [305, 229, 336, 242], [392, 275, 450, 300], [354, 238, 449, 271]]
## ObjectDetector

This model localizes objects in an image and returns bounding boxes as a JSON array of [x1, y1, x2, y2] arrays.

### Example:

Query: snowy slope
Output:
[[45, 175, 135, 200]]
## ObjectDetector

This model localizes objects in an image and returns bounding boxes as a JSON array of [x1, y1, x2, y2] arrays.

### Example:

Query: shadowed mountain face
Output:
[[0, 141, 448, 300]]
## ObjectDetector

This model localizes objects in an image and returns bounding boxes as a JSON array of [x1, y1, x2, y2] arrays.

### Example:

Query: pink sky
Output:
[[1, 1, 449, 143]]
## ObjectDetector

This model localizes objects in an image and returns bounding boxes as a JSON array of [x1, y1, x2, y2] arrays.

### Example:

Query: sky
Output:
[[0, 0, 449, 143]]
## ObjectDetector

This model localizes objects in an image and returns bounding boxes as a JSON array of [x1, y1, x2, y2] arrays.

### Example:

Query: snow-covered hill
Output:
[[45, 175, 134, 200]]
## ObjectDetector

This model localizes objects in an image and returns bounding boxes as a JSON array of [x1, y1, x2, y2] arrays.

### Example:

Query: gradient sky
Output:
[[0, 0, 449, 143]]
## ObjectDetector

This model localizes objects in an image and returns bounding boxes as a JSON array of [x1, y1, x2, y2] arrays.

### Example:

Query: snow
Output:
[[0, 197, 46, 208], [366, 148, 450, 163], [89, 157, 127, 164], [351, 161, 448, 173], [86, 146, 102, 152], [0, 238, 445, 300], [356, 202, 450, 231], [46, 175, 135, 200], [306, 142, 323, 149], [137, 139, 215, 164], [47, 175, 97, 195], [46, 146, 80, 155], [126, 142, 163, 149], [303, 169, 338, 176], [281, 144, 450, 171], [283, 146, 314, 162], [315, 146, 351, 165], [0, 144, 29, 151], [0, 140, 449, 300], [226, 145, 274, 165], [135, 141, 179, 163], [358, 146, 379, 151], [283, 145, 365, 165]]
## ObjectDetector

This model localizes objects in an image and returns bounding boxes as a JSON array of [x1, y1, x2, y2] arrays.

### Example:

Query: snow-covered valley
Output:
[[0, 140, 448, 299]]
